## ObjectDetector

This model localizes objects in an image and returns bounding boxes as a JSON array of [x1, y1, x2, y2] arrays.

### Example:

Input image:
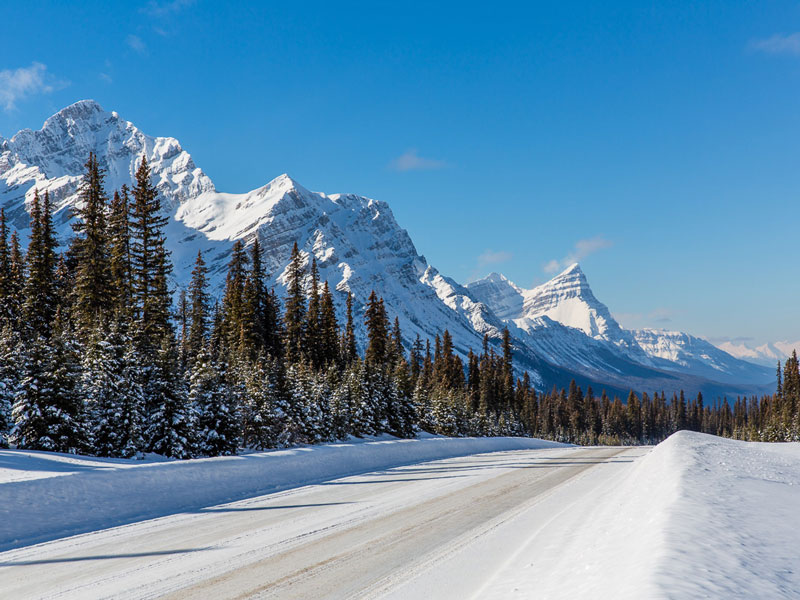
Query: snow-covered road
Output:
[[0, 446, 644, 599]]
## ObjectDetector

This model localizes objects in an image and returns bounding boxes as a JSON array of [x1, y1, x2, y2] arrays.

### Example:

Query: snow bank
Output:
[[495, 432, 800, 599], [0, 435, 566, 551], [651, 432, 800, 598]]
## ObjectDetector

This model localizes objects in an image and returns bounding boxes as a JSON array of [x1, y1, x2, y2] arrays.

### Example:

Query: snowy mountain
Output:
[[715, 340, 799, 368], [0, 100, 775, 397], [468, 266, 774, 389]]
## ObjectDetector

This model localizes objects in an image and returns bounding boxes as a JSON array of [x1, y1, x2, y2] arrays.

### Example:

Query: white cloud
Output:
[[477, 249, 513, 268], [543, 236, 612, 274], [750, 32, 800, 56], [143, 0, 195, 17], [389, 149, 447, 172], [126, 35, 147, 54], [0, 62, 55, 111]]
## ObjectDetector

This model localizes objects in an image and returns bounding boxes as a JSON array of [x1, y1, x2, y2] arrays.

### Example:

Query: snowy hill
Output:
[[0, 100, 774, 397]]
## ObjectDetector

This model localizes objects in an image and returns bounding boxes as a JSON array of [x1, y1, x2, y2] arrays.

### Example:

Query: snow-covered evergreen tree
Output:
[[192, 346, 239, 456], [0, 324, 21, 447], [84, 326, 144, 458], [12, 325, 87, 453], [145, 340, 196, 458]]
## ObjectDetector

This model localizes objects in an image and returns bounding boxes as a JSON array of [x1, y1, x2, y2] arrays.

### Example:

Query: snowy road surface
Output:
[[0, 446, 644, 599]]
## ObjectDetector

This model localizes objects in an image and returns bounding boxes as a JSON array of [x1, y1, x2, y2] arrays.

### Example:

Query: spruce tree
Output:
[[130, 157, 172, 350], [71, 153, 112, 334], [319, 281, 339, 366], [342, 291, 357, 364], [145, 339, 196, 458], [365, 291, 389, 367], [283, 242, 306, 364], [192, 345, 239, 456], [23, 190, 59, 338], [108, 186, 133, 316], [305, 259, 321, 369], [84, 325, 144, 458], [187, 250, 210, 359]]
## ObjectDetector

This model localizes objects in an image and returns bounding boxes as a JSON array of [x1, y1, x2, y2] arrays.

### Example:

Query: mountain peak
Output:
[[557, 262, 582, 278]]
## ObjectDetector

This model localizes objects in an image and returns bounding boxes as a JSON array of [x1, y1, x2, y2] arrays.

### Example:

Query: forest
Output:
[[0, 155, 797, 458]]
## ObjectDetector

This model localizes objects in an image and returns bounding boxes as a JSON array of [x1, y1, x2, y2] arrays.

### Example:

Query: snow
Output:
[[0, 434, 567, 551], [391, 431, 800, 599], [2, 433, 798, 598], [0, 100, 775, 396], [718, 339, 799, 367]]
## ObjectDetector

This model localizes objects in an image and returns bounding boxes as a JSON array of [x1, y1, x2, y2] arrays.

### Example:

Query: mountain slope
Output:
[[468, 267, 773, 389], [0, 100, 774, 397]]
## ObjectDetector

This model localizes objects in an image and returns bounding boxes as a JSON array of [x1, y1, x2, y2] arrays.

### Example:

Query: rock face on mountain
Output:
[[0, 100, 775, 397]]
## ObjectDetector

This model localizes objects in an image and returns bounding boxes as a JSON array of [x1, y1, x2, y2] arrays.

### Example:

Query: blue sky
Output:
[[2, 0, 799, 345]]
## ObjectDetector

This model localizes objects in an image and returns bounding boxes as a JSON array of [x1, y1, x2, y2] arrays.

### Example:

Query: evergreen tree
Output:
[[84, 325, 144, 458], [108, 186, 133, 316], [23, 190, 59, 338], [71, 153, 112, 334], [192, 346, 239, 456], [187, 250, 210, 359], [342, 291, 358, 364], [144, 339, 196, 458], [130, 157, 172, 349], [365, 291, 390, 367], [319, 281, 339, 367], [283, 242, 307, 363]]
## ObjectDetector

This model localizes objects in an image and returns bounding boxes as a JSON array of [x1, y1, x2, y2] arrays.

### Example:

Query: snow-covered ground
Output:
[[392, 431, 800, 599], [1, 432, 798, 599], [0, 434, 567, 551]]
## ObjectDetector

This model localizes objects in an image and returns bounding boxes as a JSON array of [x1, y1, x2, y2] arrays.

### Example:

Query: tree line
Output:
[[0, 155, 796, 457]]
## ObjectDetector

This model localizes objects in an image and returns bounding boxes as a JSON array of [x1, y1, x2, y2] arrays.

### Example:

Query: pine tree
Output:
[[84, 325, 144, 458], [144, 339, 196, 458], [305, 258, 321, 369], [130, 157, 172, 350], [0, 324, 21, 447], [365, 291, 389, 367], [319, 281, 339, 367], [23, 190, 59, 338], [71, 153, 112, 334], [187, 250, 210, 360], [220, 240, 248, 354], [283, 242, 306, 363], [0, 208, 12, 323], [192, 345, 239, 456], [108, 186, 133, 317], [12, 320, 87, 453], [342, 291, 357, 364]]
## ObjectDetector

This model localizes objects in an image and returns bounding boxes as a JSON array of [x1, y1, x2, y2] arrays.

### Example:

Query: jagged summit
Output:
[[0, 101, 775, 394]]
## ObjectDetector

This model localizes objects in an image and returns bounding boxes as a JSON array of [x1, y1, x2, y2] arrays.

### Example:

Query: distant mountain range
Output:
[[0, 100, 780, 398]]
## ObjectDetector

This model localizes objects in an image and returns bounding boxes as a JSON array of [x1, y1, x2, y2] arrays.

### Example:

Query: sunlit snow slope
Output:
[[0, 100, 773, 396]]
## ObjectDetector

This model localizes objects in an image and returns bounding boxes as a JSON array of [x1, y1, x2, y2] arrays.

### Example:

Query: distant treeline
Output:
[[0, 155, 796, 457]]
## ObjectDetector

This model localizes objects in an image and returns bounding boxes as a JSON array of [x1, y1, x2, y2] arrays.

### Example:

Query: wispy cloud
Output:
[[389, 149, 447, 172], [142, 0, 195, 17], [126, 34, 147, 54], [477, 249, 513, 268], [543, 236, 612, 274], [0, 62, 58, 111], [750, 32, 800, 56]]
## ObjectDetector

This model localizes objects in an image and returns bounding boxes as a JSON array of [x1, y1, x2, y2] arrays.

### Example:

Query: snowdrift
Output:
[[0, 435, 567, 551], [506, 431, 800, 599]]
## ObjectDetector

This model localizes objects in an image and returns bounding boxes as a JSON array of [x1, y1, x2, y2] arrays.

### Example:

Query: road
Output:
[[0, 445, 647, 599]]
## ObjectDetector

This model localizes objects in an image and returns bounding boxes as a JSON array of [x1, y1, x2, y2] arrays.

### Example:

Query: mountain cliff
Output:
[[0, 100, 774, 396]]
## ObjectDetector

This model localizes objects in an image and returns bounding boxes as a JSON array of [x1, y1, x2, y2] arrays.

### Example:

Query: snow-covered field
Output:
[[1, 432, 798, 599]]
